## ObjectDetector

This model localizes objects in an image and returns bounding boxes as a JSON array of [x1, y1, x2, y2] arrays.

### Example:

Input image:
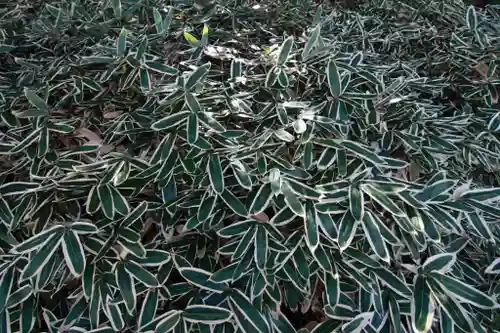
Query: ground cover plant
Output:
[[1, 0, 500, 332]]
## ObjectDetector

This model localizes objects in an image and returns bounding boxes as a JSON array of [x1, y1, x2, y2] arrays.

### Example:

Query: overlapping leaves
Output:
[[0, 0, 499, 333]]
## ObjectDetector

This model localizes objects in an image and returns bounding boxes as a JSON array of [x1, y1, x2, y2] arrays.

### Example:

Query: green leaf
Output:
[[254, 227, 268, 270], [277, 36, 294, 66], [185, 62, 211, 91], [249, 183, 273, 215], [348, 186, 364, 221], [187, 113, 199, 144], [460, 187, 500, 201], [111, 0, 122, 18], [327, 59, 342, 97], [338, 212, 358, 251], [229, 290, 270, 333], [61, 231, 86, 277], [414, 180, 457, 202], [115, 263, 136, 314], [421, 253, 456, 274], [363, 185, 404, 216], [208, 154, 224, 194], [178, 267, 227, 293], [361, 211, 390, 263], [339, 140, 385, 165], [466, 5, 477, 32], [428, 272, 497, 309], [139, 289, 158, 328], [146, 61, 179, 75], [12, 225, 64, 253], [411, 276, 435, 333], [342, 312, 373, 333], [183, 305, 232, 324], [485, 257, 500, 274], [98, 185, 115, 220], [24, 88, 49, 114], [156, 310, 182, 333], [220, 189, 248, 216], [372, 267, 412, 298], [427, 279, 473, 332], [121, 201, 148, 227], [117, 28, 127, 57], [125, 261, 159, 287], [151, 111, 189, 131], [153, 8, 164, 33], [21, 233, 62, 280], [282, 182, 304, 217], [0, 267, 13, 311], [465, 212, 494, 242], [304, 201, 319, 252]]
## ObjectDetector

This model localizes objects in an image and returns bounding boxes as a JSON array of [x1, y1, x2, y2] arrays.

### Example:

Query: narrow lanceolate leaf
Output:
[[428, 272, 497, 309], [185, 62, 211, 91], [485, 257, 500, 274], [183, 305, 232, 324], [61, 231, 86, 277], [421, 253, 456, 274], [12, 225, 64, 253], [229, 290, 270, 333], [362, 211, 390, 263], [187, 113, 199, 144], [124, 261, 159, 287], [121, 201, 148, 228], [460, 187, 500, 201], [324, 271, 340, 307], [24, 88, 49, 114], [327, 59, 342, 97], [349, 186, 364, 221], [277, 36, 294, 66], [220, 189, 248, 216], [153, 8, 164, 34], [249, 183, 273, 215], [342, 312, 373, 333], [304, 201, 319, 252], [428, 279, 473, 332], [178, 267, 227, 293], [156, 310, 182, 333], [151, 111, 189, 131], [466, 5, 477, 32], [338, 212, 359, 251], [282, 182, 305, 217], [363, 185, 404, 216], [98, 185, 115, 220], [411, 276, 435, 333], [21, 234, 62, 280], [340, 140, 385, 165], [139, 289, 158, 328], [414, 180, 457, 202], [208, 154, 224, 194], [0, 267, 14, 311], [465, 212, 494, 242], [116, 28, 127, 57], [115, 264, 136, 314], [373, 267, 412, 298]]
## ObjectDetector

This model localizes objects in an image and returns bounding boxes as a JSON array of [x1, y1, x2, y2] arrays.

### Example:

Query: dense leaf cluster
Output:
[[1, 0, 500, 332]]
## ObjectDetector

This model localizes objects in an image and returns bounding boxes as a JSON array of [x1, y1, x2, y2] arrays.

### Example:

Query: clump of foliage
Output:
[[1, 0, 500, 332]]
